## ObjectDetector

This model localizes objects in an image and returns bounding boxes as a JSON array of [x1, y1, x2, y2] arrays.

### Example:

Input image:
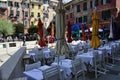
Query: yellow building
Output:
[[30, 0, 43, 26]]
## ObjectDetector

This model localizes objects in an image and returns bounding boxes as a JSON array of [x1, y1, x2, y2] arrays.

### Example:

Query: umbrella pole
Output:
[[57, 54, 60, 66], [42, 47, 45, 65]]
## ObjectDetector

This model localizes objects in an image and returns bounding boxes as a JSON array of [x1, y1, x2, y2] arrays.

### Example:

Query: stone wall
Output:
[[0, 47, 26, 80]]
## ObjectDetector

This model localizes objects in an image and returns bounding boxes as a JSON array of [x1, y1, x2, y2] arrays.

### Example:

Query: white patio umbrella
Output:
[[55, 0, 70, 61], [109, 16, 114, 39]]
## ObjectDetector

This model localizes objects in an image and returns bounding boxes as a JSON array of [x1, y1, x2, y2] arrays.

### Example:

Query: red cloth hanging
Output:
[[81, 25, 86, 41], [67, 21, 72, 43], [38, 19, 46, 47], [50, 23, 54, 43]]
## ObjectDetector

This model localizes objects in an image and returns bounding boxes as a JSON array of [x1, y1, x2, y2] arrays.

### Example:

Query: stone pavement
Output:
[[0, 41, 37, 67], [85, 60, 120, 80]]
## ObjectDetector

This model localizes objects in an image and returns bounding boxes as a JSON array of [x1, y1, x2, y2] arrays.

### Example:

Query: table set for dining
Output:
[[23, 39, 120, 80], [23, 65, 50, 80], [23, 59, 74, 80]]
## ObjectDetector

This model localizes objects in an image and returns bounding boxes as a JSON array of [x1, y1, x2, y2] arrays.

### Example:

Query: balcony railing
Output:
[[73, 0, 83, 4], [30, 0, 43, 3], [0, 0, 8, 1], [0, 3, 7, 8]]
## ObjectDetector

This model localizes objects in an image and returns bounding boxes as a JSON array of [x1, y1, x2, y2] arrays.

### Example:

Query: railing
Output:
[[0, 0, 7, 1], [30, 0, 43, 3], [0, 3, 7, 8]]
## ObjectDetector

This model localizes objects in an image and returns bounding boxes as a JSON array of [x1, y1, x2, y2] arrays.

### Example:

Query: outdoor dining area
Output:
[[19, 0, 120, 80]]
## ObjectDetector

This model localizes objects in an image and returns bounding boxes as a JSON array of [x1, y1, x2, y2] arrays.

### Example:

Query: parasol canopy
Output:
[[67, 21, 72, 43], [90, 10, 101, 48], [81, 25, 86, 41], [38, 18, 46, 47], [55, 0, 69, 55]]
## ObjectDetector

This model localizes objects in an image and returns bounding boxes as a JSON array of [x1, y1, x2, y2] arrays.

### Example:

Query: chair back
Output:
[[43, 66, 62, 80], [54, 55, 65, 62], [93, 50, 100, 63], [25, 61, 41, 71], [72, 59, 83, 75]]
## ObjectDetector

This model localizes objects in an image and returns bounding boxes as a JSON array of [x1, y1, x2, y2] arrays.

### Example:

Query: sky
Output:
[[63, 0, 71, 3]]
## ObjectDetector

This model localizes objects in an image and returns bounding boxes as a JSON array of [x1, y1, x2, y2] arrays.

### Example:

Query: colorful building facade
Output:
[[30, 0, 43, 26], [7, 0, 30, 34], [0, 0, 8, 19], [65, 0, 120, 28]]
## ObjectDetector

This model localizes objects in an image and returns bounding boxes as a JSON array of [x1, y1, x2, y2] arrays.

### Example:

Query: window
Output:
[[66, 15, 68, 19], [16, 11, 19, 17], [78, 17, 82, 23], [90, 1, 93, 8], [76, 18, 78, 23], [31, 12, 34, 17], [101, 0, 111, 5], [95, 0, 99, 7], [101, 0, 103, 5], [102, 10, 111, 20], [77, 5, 80, 12], [0, 9, 5, 15], [24, 21, 27, 26], [8, 1, 13, 7], [38, 13, 40, 17], [65, 6, 70, 10], [38, 4, 40, 9], [32, 4, 34, 8], [83, 2, 87, 11], [25, 11, 28, 17], [70, 13, 72, 18], [106, 0, 111, 3], [31, 22, 34, 26], [14, 2, 19, 8], [83, 16, 87, 22], [26, 3, 29, 8], [10, 10, 14, 16]]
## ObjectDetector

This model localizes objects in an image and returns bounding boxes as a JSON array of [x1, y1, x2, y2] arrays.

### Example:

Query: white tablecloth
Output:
[[75, 50, 102, 66], [23, 65, 50, 80], [98, 46, 111, 54], [23, 69, 43, 80], [51, 59, 72, 76]]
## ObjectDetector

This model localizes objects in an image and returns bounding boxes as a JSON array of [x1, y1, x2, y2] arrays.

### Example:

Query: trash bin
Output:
[[3, 44, 6, 48]]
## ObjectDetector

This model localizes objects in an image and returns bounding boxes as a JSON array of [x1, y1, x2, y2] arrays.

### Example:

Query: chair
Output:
[[54, 55, 65, 62], [92, 50, 106, 78], [25, 61, 41, 71], [72, 59, 85, 80], [43, 66, 62, 80], [77, 50, 84, 55], [100, 49, 109, 72], [106, 45, 116, 67], [28, 50, 36, 62]]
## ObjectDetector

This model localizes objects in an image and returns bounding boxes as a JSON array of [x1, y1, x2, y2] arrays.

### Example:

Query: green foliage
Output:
[[0, 19, 15, 36], [28, 25, 38, 34], [13, 23, 24, 36]]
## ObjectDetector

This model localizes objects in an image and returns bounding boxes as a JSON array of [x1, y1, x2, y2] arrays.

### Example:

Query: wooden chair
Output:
[[43, 66, 63, 80], [72, 59, 85, 80]]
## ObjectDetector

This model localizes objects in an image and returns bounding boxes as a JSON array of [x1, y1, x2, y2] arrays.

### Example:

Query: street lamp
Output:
[[21, 0, 26, 46]]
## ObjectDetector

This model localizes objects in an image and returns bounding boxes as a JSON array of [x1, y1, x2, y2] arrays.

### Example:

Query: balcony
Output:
[[30, 0, 43, 3], [0, 0, 7, 1], [0, 2, 7, 9], [73, 0, 83, 5]]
